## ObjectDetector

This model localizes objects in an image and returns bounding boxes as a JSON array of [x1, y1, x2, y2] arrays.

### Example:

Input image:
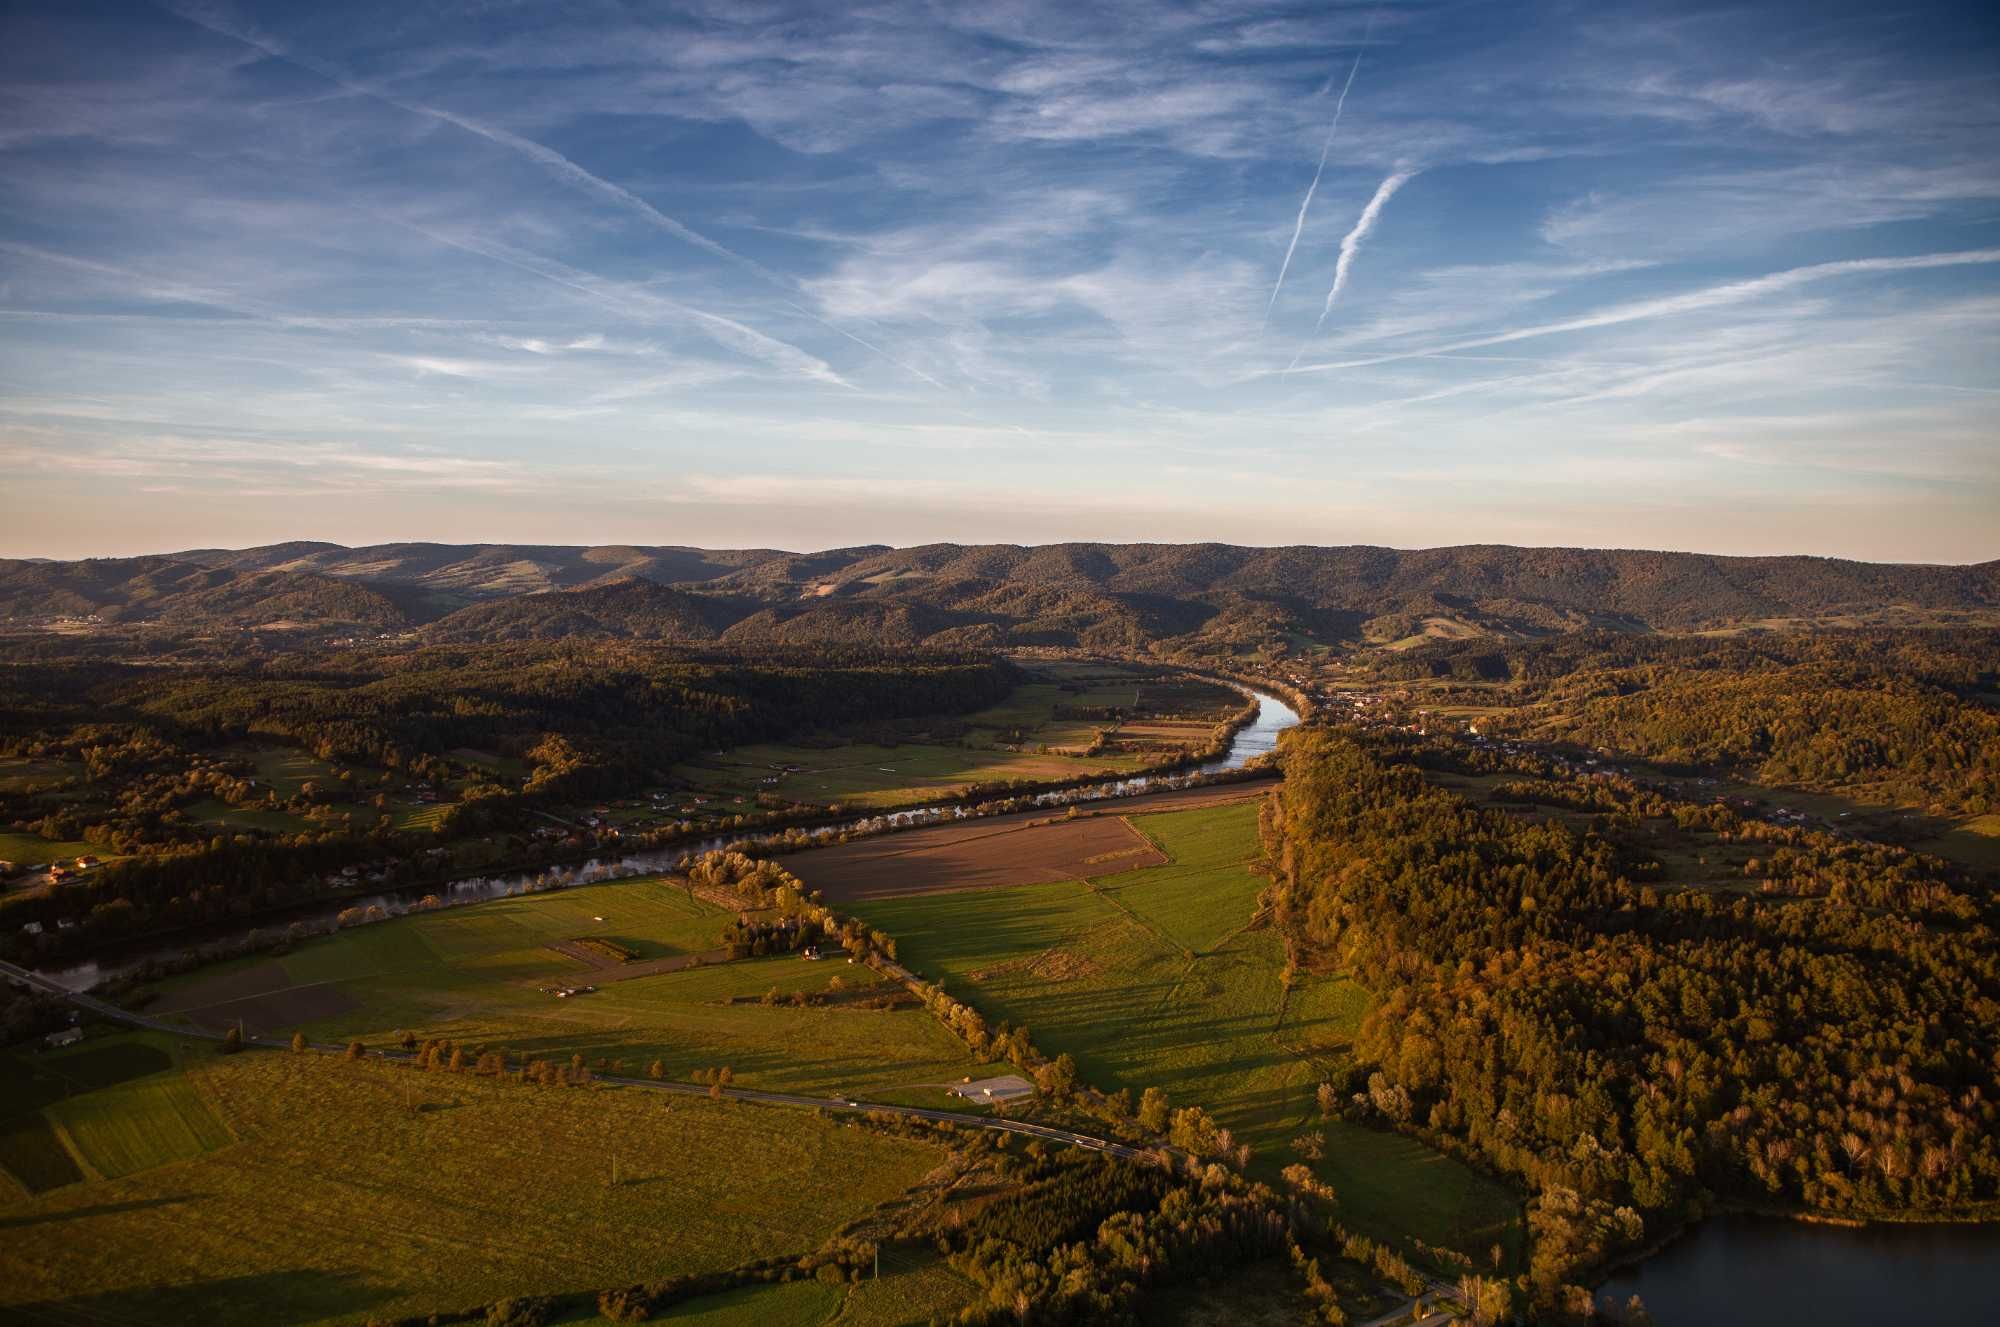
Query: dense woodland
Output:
[[1267, 728, 2000, 1304], [1370, 630, 2000, 814]]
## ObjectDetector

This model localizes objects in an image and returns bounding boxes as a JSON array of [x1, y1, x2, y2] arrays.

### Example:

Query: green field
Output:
[[848, 801, 1523, 1264], [1920, 812, 2000, 871], [0, 1035, 230, 1198], [180, 798, 312, 833], [392, 801, 454, 832], [669, 665, 1236, 811], [0, 831, 97, 867], [0, 1047, 944, 1326], [148, 875, 995, 1103], [676, 739, 1153, 810]]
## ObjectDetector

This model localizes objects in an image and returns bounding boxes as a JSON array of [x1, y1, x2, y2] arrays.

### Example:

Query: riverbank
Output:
[[31, 689, 1300, 991]]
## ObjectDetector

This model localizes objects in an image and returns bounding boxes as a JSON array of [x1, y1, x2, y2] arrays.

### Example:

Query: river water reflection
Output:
[[1597, 1214, 2000, 1324]]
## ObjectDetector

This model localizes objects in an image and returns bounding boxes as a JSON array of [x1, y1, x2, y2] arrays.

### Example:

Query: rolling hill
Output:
[[2, 541, 1993, 648]]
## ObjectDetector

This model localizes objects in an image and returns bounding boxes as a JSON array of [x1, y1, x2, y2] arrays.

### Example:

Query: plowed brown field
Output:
[[780, 780, 1272, 901]]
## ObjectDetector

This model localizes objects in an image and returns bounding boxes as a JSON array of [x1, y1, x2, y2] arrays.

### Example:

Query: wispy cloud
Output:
[[159, 1, 952, 392], [393, 221, 854, 389]]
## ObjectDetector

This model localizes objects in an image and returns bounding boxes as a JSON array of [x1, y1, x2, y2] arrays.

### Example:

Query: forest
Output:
[[1366, 630, 2000, 814], [1266, 727, 2000, 1306]]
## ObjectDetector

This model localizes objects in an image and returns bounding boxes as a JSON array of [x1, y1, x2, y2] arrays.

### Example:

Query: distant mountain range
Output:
[[3, 541, 1996, 649]]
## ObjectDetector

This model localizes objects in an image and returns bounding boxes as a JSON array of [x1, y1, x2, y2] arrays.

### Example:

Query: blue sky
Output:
[[2, 0, 1996, 561]]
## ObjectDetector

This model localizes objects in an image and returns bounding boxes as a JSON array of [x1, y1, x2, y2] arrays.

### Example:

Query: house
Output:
[[20, 921, 42, 936], [45, 1027, 82, 1048]]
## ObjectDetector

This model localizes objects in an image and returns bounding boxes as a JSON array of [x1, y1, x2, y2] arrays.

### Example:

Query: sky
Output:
[[1, 0, 1997, 564]]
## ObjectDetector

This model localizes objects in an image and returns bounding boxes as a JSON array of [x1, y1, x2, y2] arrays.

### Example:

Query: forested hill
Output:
[[4, 541, 1995, 646]]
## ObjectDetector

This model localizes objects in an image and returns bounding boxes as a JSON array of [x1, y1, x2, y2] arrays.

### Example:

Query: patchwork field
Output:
[[0, 1035, 225, 1198], [779, 782, 1270, 901], [845, 799, 1524, 1265], [784, 813, 1164, 899], [0, 1047, 944, 1326], [145, 874, 993, 1103]]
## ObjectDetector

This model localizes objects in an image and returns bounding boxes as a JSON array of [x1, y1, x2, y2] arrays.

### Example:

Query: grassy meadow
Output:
[[146, 874, 994, 1103], [0, 1044, 945, 1326], [848, 800, 1524, 1265]]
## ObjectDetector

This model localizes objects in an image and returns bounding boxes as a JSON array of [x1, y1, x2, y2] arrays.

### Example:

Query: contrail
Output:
[[159, 2, 949, 392], [390, 220, 854, 388], [1272, 246, 2000, 376], [1287, 168, 1416, 368], [1263, 43, 1369, 327]]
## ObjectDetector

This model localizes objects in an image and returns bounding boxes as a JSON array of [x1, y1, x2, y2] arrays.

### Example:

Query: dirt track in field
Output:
[[779, 779, 1271, 901]]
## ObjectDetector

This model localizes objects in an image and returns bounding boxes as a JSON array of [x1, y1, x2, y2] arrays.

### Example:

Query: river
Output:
[[40, 686, 1301, 992], [34, 684, 2000, 1304], [1597, 1214, 2000, 1324]]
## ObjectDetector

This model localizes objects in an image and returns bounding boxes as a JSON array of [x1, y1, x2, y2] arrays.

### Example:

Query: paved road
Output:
[[0, 957, 1151, 1161]]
